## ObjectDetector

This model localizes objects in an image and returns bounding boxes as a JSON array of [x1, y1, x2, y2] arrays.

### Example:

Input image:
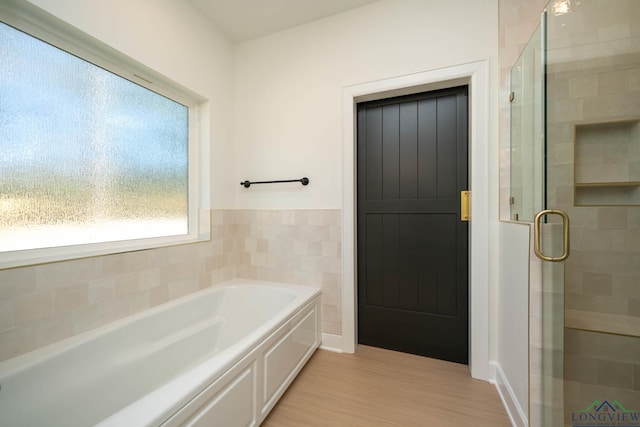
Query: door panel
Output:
[[357, 86, 469, 364], [418, 99, 438, 199], [540, 2, 640, 425], [382, 104, 400, 200], [399, 103, 418, 199]]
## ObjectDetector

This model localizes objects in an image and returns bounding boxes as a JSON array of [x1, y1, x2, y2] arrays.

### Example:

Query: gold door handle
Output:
[[461, 191, 470, 221], [533, 209, 570, 262]]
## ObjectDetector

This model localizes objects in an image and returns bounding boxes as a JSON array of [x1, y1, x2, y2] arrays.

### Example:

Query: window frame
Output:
[[0, 1, 211, 269]]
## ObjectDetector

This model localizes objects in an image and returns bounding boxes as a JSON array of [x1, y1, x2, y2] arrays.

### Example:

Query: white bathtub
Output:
[[0, 279, 321, 427]]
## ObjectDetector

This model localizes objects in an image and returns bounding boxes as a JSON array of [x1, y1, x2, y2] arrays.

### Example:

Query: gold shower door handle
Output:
[[534, 209, 570, 262]]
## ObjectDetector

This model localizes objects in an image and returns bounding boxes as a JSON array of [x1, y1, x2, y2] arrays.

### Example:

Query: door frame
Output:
[[341, 60, 491, 381]]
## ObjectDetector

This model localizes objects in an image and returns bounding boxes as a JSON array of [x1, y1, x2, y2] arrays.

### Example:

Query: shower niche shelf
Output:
[[574, 119, 640, 206]]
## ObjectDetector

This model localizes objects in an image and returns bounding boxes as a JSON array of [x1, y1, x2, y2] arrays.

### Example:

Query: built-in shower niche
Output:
[[574, 119, 640, 206]]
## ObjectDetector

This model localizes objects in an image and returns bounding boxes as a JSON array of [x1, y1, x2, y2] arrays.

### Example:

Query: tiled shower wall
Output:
[[499, 0, 548, 220], [564, 329, 640, 421], [500, 1, 640, 425], [544, 1, 640, 422], [0, 209, 342, 362], [546, 3, 640, 323]]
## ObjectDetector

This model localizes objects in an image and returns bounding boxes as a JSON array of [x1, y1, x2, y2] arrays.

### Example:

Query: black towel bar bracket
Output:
[[240, 177, 309, 188]]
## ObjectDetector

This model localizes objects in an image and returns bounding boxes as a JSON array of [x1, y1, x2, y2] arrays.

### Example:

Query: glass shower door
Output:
[[542, 1, 640, 425]]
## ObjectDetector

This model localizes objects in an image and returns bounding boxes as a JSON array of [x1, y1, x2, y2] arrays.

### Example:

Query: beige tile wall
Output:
[[545, 2, 640, 323], [501, 1, 640, 425], [0, 210, 236, 362], [564, 329, 640, 424], [531, 223, 566, 426], [0, 208, 343, 362], [543, 1, 640, 424], [499, 0, 549, 221], [548, 60, 640, 321], [234, 209, 342, 336]]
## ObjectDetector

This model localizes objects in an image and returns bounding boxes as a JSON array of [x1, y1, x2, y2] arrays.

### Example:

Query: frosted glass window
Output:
[[0, 22, 189, 252]]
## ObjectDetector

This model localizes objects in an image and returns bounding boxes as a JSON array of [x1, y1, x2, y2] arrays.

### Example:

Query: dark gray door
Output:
[[357, 86, 469, 364]]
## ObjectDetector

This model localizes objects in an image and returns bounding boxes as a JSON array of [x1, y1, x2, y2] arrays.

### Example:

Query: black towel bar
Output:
[[240, 177, 309, 188]]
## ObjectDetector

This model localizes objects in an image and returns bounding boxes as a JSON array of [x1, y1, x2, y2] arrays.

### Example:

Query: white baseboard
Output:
[[320, 333, 343, 353], [491, 361, 528, 427]]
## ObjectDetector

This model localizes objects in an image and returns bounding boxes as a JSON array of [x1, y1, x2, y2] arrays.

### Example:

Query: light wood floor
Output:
[[262, 345, 511, 427]]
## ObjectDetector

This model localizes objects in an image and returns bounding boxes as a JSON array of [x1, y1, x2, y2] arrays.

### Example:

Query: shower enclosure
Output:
[[510, 1, 640, 425]]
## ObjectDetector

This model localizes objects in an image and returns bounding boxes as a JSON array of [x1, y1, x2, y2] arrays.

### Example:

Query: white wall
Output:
[[496, 0, 550, 423], [497, 222, 531, 425], [234, 0, 499, 210], [235, 0, 502, 379], [25, 0, 236, 209]]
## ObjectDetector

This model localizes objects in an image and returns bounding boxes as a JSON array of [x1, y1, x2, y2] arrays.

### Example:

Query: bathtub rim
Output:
[[0, 278, 320, 379], [99, 294, 321, 427]]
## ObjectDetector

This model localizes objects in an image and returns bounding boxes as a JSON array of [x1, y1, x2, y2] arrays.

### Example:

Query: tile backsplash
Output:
[[0, 209, 236, 361], [0, 209, 342, 362], [234, 209, 342, 336]]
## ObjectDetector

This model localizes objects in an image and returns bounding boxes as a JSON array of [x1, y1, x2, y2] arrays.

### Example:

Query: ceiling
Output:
[[188, 0, 381, 43]]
